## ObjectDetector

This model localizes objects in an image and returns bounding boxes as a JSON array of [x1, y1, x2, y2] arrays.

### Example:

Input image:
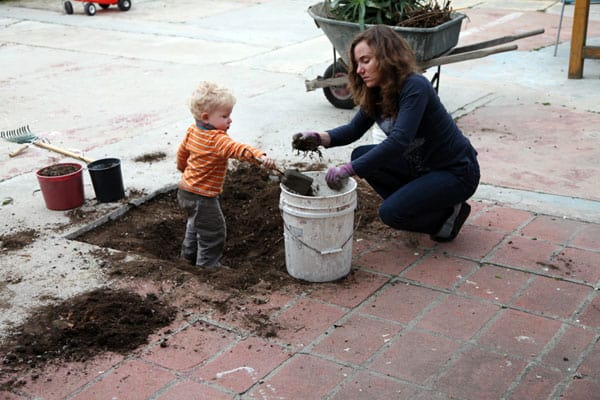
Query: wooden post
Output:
[[568, 0, 591, 78]]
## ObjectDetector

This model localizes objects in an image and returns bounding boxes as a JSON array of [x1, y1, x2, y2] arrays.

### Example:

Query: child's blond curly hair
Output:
[[189, 81, 236, 121]]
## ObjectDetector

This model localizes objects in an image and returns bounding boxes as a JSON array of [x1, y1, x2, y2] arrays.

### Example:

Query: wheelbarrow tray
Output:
[[308, 2, 466, 63], [304, 28, 545, 94]]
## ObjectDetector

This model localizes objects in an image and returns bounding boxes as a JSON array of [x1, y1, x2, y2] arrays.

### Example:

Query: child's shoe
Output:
[[179, 255, 196, 265]]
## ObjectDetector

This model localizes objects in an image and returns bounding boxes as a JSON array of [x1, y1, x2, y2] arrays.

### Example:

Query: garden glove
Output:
[[292, 131, 322, 151], [326, 163, 355, 190]]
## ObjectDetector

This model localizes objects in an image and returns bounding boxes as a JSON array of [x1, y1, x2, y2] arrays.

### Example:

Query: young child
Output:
[[176, 81, 276, 269]]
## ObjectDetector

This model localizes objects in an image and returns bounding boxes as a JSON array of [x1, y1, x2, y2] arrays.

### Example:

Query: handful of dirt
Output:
[[292, 133, 322, 158], [292, 133, 321, 152]]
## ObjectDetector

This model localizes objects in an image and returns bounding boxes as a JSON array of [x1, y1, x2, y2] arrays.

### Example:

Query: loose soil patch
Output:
[[37, 164, 79, 177], [0, 288, 174, 388], [0, 229, 38, 252], [0, 163, 391, 384], [133, 151, 166, 163]]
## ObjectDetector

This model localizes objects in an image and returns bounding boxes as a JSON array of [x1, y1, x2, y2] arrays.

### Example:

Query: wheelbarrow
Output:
[[63, 0, 131, 16], [305, 2, 544, 109], [306, 2, 465, 109]]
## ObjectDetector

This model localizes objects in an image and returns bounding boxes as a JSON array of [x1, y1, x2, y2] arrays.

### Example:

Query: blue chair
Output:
[[554, 0, 600, 56]]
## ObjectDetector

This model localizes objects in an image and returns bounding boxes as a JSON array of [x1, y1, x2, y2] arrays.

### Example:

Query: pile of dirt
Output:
[[0, 288, 175, 384], [0, 229, 38, 251], [0, 163, 388, 384], [76, 163, 384, 290]]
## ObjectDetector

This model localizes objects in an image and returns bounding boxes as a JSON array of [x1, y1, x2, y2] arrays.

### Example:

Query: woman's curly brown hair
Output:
[[347, 25, 419, 119]]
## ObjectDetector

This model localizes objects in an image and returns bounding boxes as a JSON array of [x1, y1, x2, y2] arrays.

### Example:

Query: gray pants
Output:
[[177, 189, 226, 268]]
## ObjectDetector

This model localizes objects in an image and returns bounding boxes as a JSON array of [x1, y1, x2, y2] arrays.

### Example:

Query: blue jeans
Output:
[[352, 145, 480, 235]]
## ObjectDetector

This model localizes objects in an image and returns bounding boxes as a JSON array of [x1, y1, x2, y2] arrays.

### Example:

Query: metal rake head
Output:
[[0, 125, 39, 144]]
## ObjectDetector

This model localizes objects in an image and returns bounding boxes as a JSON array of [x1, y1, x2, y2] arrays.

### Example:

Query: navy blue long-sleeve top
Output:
[[327, 73, 477, 177]]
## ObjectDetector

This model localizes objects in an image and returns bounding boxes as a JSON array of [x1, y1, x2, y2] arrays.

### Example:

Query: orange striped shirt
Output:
[[177, 124, 265, 197]]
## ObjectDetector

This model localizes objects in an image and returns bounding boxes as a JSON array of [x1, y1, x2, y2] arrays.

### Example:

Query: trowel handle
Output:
[[253, 154, 285, 175], [33, 141, 94, 164]]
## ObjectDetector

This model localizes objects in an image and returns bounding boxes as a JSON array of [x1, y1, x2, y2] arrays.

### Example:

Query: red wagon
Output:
[[64, 0, 131, 16]]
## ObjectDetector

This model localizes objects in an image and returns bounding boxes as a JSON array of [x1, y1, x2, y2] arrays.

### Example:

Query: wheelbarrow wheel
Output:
[[85, 2, 97, 15], [64, 1, 73, 14], [99, 4, 110, 9], [118, 0, 131, 11], [322, 61, 355, 110]]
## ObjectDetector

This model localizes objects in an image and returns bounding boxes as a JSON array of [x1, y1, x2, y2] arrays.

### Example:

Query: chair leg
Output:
[[554, 1, 568, 56]]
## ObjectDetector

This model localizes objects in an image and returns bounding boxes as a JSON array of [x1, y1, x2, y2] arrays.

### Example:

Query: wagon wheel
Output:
[[322, 61, 355, 109], [99, 4, 110, 9], [63, 1, 73, 14], [84, 2, 97, 15], [118, 0, 132, 11]]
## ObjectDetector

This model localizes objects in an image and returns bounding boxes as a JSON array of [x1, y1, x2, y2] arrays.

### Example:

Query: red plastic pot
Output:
[[36, 163, 84, 210]]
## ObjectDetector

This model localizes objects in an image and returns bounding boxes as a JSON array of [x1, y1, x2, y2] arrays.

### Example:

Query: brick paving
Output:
[[2, 200, 599, 399]]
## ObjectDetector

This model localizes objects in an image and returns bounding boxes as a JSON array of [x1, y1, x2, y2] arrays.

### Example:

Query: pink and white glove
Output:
[[325, 163, 355, 190]]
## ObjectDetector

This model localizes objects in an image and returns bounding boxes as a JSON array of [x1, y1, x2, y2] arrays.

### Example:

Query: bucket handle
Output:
[[283, 222, 353, 255]]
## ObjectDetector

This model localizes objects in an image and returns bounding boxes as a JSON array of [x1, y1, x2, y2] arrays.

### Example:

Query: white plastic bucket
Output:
[[279, 171, 357, 282]]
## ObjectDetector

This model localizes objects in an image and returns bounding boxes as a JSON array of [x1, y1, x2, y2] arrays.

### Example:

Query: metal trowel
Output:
[[255, 156, 313, 195], [279, 168, 314, 196]]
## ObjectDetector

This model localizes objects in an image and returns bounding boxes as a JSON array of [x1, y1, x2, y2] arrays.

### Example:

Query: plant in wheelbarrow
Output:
[[326, 0, 454, 29], [308, 0, 464, 109]]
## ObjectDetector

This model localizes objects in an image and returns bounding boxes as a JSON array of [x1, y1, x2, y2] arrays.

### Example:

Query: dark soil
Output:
[[0, 163, 390, 384], [292, 134, 323, 157], [37, 164, 80, 177], [0, 229, 38, 251], [77, 163, 384, 277], [1, 289, 174, 382], [133, 151, 167, 163], [0, 288, 176, 390]]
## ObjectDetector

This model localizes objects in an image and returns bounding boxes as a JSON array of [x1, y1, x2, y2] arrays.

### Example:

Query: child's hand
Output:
[[258, 155, 276, 170]]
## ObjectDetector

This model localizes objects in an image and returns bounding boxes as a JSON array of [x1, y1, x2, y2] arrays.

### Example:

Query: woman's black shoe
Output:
[[430, 202, 471, 243]]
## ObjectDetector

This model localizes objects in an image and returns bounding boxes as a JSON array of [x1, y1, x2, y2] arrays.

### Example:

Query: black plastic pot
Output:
[[87, 158, 125, 202]]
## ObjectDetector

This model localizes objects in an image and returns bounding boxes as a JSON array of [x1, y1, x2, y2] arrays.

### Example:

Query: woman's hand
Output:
[[292, 131, 330, 150], [326, 163, 355, 190]]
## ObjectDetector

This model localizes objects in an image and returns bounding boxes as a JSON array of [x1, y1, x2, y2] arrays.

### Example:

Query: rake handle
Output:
[[33, 141, 94, 164], [9, 145, 29, 158]]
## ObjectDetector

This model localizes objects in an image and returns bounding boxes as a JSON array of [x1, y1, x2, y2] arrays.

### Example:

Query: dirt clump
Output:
[[133, 151, 167, 163], [0, 229, 38, 252], [0, 288, 175, 381], [291, 134, 323, 158]]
